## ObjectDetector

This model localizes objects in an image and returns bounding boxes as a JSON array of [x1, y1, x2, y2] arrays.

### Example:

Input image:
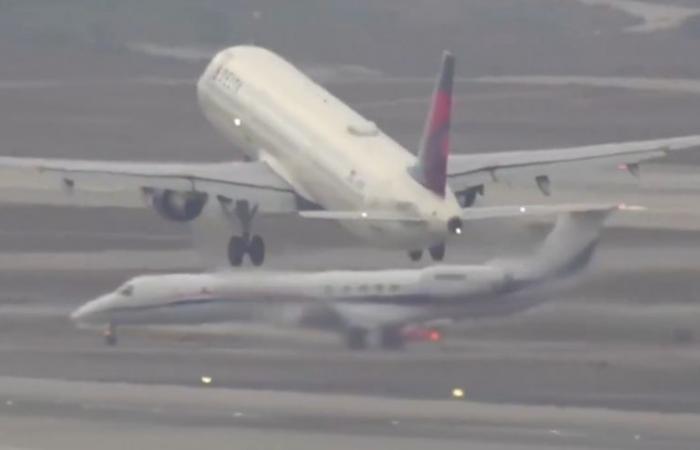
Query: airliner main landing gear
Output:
[[228, 233, 265, 266], [408, 243, 445, 262], [223, 199, 266, 267], [429, 243, 445, 261], [408, 249, 423, 262]]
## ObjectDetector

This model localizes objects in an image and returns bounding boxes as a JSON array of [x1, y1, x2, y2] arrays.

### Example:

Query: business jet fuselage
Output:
[[196, 47, 462, 250], [70, 267, 513, 349], [72, 208, 614, 349]]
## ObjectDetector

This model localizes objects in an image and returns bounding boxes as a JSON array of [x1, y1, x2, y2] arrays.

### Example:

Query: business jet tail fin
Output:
[[496, 204, 643, 282]]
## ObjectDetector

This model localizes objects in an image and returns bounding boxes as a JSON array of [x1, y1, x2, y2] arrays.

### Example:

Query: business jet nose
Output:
[[70, 297, 109, 325], [70, 303, 92, 324]]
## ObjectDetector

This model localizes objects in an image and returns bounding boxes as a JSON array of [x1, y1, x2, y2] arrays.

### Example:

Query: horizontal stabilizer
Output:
[[460, 203, 638, 221], [301, 204, 642, 224]]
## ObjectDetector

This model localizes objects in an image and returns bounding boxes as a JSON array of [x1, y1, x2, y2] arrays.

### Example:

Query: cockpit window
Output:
[[119, 284, 134, 297]]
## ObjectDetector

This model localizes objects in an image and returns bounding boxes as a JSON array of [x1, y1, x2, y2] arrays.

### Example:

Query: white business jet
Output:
[[72, 205, 618, 349], [0, 46, 697, 265]]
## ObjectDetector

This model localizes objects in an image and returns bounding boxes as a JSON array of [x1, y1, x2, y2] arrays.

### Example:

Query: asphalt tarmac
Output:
[[2, 205, 700, 449]]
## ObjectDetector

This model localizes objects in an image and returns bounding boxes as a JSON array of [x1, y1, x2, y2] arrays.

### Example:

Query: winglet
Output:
[[411, 51, 455, 198]]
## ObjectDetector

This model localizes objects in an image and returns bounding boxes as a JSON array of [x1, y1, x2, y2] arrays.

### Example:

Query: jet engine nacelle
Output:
[[145, 188, 208, 223]]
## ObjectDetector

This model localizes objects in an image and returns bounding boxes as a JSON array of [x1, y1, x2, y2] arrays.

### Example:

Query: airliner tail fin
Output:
[[411, 51, 455, 198]]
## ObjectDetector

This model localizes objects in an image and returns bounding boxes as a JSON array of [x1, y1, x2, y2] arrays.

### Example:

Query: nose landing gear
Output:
[[103, 323, 117, 346]]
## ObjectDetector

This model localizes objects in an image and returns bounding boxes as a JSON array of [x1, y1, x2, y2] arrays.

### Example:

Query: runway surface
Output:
[[3, 376, 700, 450], [2, 207, 700, 449]]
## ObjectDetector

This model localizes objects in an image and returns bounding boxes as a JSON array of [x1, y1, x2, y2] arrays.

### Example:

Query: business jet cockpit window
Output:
[[118, 284, 134, 297]]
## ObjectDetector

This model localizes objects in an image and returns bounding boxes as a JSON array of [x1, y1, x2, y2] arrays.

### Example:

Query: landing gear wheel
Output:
[[380, 327, 405, 350], [228, 235, 247, 266], [429, 243, 445, 262], [248, 235, 265, 266], [345, 327, 368, 350], [408, 250, 423, 262]]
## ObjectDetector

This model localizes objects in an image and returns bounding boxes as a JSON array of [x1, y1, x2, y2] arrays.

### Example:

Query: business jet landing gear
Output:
[[379, 326, 405, 350], [103, 323, 117, 346], [224, 199, 265, 267], [345, 327, 368, 350], [344, 326, 405, 351]]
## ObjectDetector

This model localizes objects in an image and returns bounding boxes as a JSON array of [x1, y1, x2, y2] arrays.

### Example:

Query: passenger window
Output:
[[389, 284, 400, 293], [434, 273, 467, 281]]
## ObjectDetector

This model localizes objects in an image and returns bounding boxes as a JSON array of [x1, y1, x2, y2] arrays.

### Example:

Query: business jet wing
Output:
[[447, 135, 700, 195], [0, 157, 299, 213]]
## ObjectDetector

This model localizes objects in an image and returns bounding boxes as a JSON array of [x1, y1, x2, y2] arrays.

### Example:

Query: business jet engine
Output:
[[144, 188, 208, 222]]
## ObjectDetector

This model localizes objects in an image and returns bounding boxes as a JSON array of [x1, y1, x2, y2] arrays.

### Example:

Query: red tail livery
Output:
[[413, 51, 455, 198]]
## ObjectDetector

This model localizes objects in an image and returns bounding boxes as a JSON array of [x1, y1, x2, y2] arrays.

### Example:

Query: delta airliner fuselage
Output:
[[196, 47, 462, 248]]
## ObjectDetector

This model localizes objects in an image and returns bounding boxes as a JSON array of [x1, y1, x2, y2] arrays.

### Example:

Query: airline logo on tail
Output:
[[412, 51, 455, 198]]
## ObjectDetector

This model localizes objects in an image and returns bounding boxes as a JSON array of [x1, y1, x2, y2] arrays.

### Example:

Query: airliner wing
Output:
[[447, 135, 700, 194], [0, 157, 298, 212]]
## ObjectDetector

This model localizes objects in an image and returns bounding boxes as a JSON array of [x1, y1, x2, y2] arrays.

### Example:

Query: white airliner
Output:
[[72, 205, 617, 349], [0, 46, 698, 265]]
